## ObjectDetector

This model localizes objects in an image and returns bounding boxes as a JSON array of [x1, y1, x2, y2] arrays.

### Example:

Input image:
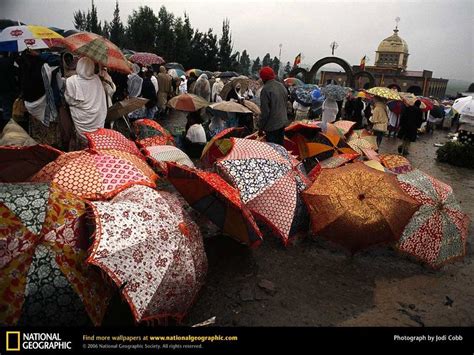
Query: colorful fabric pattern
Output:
[[396, 170, 470, 268], [97, 149, 157, 181], [347, 129, 378, 155], [307, 153, 359, 181], [380, 154, 412, 174], [144, 145, 195, 172], [133, 119, 175, 148], [85, 128, 143, 158], [88, 185, 207, 322]]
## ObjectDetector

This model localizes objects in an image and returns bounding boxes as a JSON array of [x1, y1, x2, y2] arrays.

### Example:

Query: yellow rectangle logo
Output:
[[6, 331, 21, 351]]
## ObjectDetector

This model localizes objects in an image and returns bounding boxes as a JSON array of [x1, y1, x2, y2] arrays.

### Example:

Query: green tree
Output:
[[102, 20, 110, 38], [126, 6, 158, 52], [89, 0, 102, 34], [73, 10, 87, 31], [191, 30, 206, 69], [283, 61, 292, 77], [218, 18, 233, 70], [239, 50, 251, 76], [251, 57, 261, 75], [230, 51, 240, 72], [109, 1, 124, 47], [156, 6, 176, 61], [271, 56, 280, 75], [262, 53, 272, 67], [203, 29, 219, 71]]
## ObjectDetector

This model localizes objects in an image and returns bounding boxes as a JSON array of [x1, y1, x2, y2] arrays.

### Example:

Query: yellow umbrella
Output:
[[366, 87, 401, 101]]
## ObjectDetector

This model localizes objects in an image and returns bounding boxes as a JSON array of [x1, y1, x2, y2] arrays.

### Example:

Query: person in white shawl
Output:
[[321, 98, 339, 124], [194, 74, 211, 102], [127, 63, 143, 97], [211, 78, 224, 102], [65, 57, 107, 139], [179, 75, 188, 94]]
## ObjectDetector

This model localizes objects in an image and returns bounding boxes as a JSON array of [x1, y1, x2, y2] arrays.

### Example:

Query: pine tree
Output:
[[272, 56, 280, 75], [262, 53, 272, 67], [73, 10, 87, 31], [283, 61, 292, 78], [239, 50, 251, 76], [203, 29, 219, 71], [191, 30, 206, 69], [110, 1, 124, 47], [156, 6, 176, 61], [89, 0, 102, 35], [126, 6, 158, 52], [251, 57, 261, 75], [218, 18, 233, 70], [102, 20, 110, 38]]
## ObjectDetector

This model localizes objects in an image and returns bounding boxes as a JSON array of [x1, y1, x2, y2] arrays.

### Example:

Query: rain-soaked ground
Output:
[[107, 115, 474, 327]]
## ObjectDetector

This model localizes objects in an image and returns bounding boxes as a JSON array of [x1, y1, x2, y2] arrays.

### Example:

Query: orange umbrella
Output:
[[380, 154, 412, 174], [167, 94, 210, 112], [302, 162, 420, 253]]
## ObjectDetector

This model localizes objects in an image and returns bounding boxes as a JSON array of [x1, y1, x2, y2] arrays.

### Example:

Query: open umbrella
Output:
[[96, 149, 157, 181], [396, 170, 470, 268], [219, 77, 250, 101], [417, 97, 434, 112], [167, 94, 210, 112], [347, 129, 378, 154], [302, 162, 420, 253], [399, 92, 426, 110], [129, 52, 165, 66], [209, 101, 252, 114], [85, 128, 143, 158], [306, 153, 359, 181], [0, 183, 112, 326], [29, 150, 156, 200], [165, 62, 185, 71], [0, 145, 63, 183], [379, 154, 412, 174], [333, 120, 356, 136], [216, 138, 309, 245], [293, 87, 313, 107], [167, 163, 263, 247], [132, 119, 175, 148], [0, 25, 63, 52], [387, 100, 405, 115], [242, 100, 261, 115], [452, 95, 474, 116], [143, 145, 194, 173], [200, 127, 248, 168], [106, 97, 149, 122], [87, 185, 207, 322], [366, 87, 401, 101], [321, 84, 349, 101], [168, 68, 186, 79], [218, 71, 238, 78], [186, 69, 202, 77], [284, 77, 304, 87], [59, 32, 131, 73]]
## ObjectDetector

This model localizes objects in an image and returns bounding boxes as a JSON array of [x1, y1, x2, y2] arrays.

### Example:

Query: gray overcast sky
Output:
[[2, 0, 473, 81]]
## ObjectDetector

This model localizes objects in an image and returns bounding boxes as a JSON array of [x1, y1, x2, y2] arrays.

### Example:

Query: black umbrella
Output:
[[0, 19, 25, 31], [218, 71, 239, 78], [165, 62, 185, 70]]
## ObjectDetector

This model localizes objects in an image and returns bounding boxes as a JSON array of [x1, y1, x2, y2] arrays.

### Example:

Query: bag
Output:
[[12, 98, 27, 122]]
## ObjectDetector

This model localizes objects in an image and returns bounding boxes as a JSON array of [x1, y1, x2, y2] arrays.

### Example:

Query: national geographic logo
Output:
[[5, 331, 72, 351]]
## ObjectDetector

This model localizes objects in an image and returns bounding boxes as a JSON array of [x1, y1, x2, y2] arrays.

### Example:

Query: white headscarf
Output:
[[65, 57, 96, 101], [179, 75, 187, 94]]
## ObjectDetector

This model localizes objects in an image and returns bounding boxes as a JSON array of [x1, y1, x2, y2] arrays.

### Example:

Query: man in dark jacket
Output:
[[397, 100, 423, 155], [257, 66, 288, 145]]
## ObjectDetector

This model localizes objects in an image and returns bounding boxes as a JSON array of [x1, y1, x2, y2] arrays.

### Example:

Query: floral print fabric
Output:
[[85, 128, 143, 158]]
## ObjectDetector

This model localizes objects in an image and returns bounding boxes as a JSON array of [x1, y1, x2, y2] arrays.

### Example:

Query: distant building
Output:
[[320, 26, 448, 98]]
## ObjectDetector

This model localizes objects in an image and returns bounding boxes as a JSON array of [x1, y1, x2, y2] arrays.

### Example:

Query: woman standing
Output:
[[321, 98, 339, 124], [369, 97, 389, 148]]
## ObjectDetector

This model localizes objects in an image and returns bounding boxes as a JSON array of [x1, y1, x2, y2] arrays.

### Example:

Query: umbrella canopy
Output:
[[219, 76, 250, 101], [0, 25, 63, 52], [132, 119, 175, 148], [96, 149, 157, 181], [216, 138, 309, 245], [347, 129, 378, 154], [129, 52, 165, 66], [333, 120, 356, 136], [106, 97, 149, 122], [87, 185, 207, 322], [284, 77, 304, 87], [364, 159, 392, 173], [417, 97, 435, 111], [143, 145, 194, 173], [167, 94, 210, 112], [293, 87, 313, 106], [186, 68, 202, 77], [366, 87, 401, 101], [387, 100, 405, 115], [396, 170, 470, 268], [85, 128, 143, 158], [379, 154, 412, 174], [165, 62, 185, 70], [452, 95, 474, 116], [321, 84, 349, 101], [399, 92, 426, 110], [0, 145, 63, 182], [200, 127, 248, 168], [218, 71, 239, 78], [0, 183, 112, 326], [306, 153, 359, 181], [59, 32, 131, 73], [166, 163, 263, 247], [168, 68, 186, 79], [29, 151, 156, 200], [242, 99, 261, 115], [302, 162, 420, 253], [296, 130, 358, 163], [209, 101, 252, 114]]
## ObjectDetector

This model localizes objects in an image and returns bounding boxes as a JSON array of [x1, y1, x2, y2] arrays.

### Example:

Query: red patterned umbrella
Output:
[[167, 163, 263, 247], [0, 145, 63, 182], [85, 128, 143, 158], [216, 138, 309, 246], [307, 153, 359, 181], [0, 183, 112, 326], [347, 129, 378, 154], [96, 149, 158, 181], [29, 151, 156, 200], [380, 154, 412, 174], [200, 127, 248, 168], [396, 170, 470, 268], [132, 119, 175, 148], [143, 145, 194, 174], [59, 32, 131, 73], [129, 52, 165, 66], [88, 185, 207, 323]]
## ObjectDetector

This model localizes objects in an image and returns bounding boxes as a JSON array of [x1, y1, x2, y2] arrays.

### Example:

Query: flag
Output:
[[293, 53, 301, 67], [360, 55, 366, 71]]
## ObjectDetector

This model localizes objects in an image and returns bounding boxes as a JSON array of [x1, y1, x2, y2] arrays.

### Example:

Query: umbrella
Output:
[[216, 138, 309, 245], [364, 159, 392, 173], [219, 76, 250, 101], [143, 145, 195, 173], [293, 87, 313, 107], [302, 162, 420, 253], [321, 84, 349, 101], [218, 71, 239, 78], [311, 88, 323, 102], [96, 149, 158, 181], [242, 100, 261, 115], [245, 131, 301, 160], [166, 163, 263, 247], [452, 95, 474, 116], [29, 151, 156, 200], [387, 100, 405, 115], [333, 120, 356, 136], [106, 97, 149, 122], [0, 183, 112, 326], [129, 52, 165, 66], [165, 62, 185, 70], [59, 32, 131, 73], [396, 170, 470, 268], [0, 20, 26, 31], [85, 128, 143, 158], [284, 77, 304, 87], [168, 68, 186, 79], [417, 97, 434, 111], [132, 119, 175, 148], [307, 153, 359, 181], [209, 101, 252, 114], [186, 69, 202, 77], [347, 129, 378, 154], [0, 145, 63, 183], [366, 87, 401, 101], [361, 148, 380, 161], [200, 127, 248, 168], [399, 92, 427, 110], [296, 130, 358, 163], [379, 154, 412, 174], [167, 94, 210, 112], [0, 25, 63, 52], [87, 185, 207, 322]]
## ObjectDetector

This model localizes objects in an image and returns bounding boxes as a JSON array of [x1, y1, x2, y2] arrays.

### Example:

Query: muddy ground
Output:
[[108, 116, 473, 327]]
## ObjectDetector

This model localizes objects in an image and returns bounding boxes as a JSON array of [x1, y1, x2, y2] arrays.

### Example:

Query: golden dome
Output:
[[377, 29, 408, 54]]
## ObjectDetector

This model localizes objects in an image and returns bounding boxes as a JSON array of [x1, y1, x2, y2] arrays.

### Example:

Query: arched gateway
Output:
[[289, 56, 355, 87]]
